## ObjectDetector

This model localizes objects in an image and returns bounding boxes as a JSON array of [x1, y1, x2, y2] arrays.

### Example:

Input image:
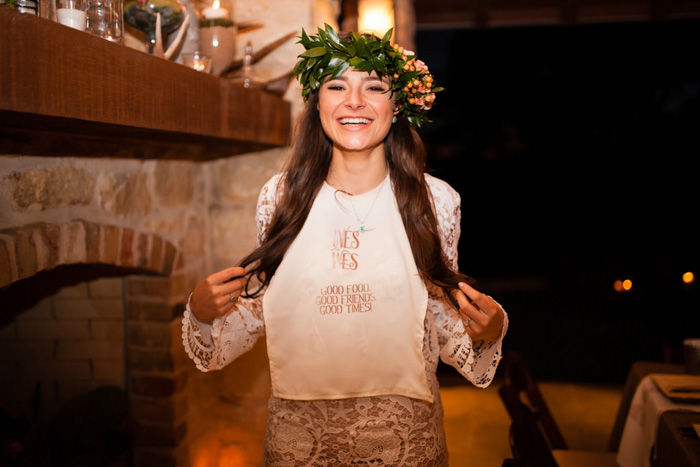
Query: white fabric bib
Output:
[[263, 176, 432, 402]]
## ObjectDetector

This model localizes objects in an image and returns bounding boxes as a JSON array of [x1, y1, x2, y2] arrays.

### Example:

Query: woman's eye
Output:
[[368, 86, 386, 92], [326, 84, 344, 91]]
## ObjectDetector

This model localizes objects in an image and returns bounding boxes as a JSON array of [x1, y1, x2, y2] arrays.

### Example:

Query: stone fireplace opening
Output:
[[1, 264, 133, 465], [0, 220, 189, 465]]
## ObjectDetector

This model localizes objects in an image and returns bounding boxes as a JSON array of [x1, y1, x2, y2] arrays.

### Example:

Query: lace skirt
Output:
[[263, 386, 448, 467]]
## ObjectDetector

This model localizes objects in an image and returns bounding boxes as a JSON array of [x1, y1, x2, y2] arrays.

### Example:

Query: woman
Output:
[[183, 25, 508, 466]]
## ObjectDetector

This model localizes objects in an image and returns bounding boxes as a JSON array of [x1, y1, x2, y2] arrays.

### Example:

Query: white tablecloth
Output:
[[616, 376, 700, 467]]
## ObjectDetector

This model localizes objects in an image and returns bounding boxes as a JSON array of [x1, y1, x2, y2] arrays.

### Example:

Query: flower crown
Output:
[[293, 24, 443, 128]]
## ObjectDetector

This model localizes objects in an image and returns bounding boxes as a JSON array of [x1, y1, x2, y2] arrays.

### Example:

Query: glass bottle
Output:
[[231, 41, 265, 89]]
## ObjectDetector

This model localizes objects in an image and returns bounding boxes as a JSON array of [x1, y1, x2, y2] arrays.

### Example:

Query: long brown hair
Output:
[[239, 90, 471, 308]]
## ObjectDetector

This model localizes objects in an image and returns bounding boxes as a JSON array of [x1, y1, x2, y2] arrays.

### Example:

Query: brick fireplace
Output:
[[0, 155, 283, 465]]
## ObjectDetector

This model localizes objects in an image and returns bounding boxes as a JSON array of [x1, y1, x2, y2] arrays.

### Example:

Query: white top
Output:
[[263, 176, 431, 402]]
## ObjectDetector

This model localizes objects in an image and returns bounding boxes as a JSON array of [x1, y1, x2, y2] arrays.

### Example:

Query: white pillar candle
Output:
[[202, 0, 228, 19], [202, 7, 227, 18], [57, 8, 87, 31]]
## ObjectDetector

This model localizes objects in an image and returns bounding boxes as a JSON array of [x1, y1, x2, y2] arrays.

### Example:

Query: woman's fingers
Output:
[[455, 285, 479, 324], [458, 282, 498, 317], [204, 267, 247, 300], [455, 282, 504, 343], [206, 266, 246, 287], [192, 267, 248, 323]]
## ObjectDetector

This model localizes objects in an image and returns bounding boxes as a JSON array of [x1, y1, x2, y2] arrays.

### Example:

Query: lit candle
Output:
[[202, 0, 228, 19], [57, 8, 87, 31]]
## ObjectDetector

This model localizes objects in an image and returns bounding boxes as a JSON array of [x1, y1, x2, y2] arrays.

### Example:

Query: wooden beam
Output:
[[0, 7, 291, 159]]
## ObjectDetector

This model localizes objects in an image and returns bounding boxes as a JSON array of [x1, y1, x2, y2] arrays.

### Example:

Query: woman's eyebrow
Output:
[[328, 75, 384, 82]]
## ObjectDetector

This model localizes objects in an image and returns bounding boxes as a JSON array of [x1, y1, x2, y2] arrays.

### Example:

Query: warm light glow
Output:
[[683, 271, 695, 284], [614, 279, 633, 292], [613, 280, 623, 292], [212, 0, 220, 8], [191, 430, 253, 467], [358, 0, 394, 38], [622, 279, 632, 291]]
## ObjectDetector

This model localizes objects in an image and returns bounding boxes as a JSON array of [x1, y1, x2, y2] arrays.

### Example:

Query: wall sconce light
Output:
[[357, 0, 394, 38]]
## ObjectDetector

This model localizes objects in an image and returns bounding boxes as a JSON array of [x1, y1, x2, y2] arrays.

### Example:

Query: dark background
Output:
[[416, 19, 700, 383]]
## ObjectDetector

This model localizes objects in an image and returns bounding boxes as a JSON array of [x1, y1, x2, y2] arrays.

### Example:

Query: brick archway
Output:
[[0, 220, 176, 288], [1, 220, 190, 466]]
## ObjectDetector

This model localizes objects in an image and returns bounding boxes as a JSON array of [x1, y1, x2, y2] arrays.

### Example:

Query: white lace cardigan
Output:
[[181, 173, 509, 465], [182, 172, 507, 385]]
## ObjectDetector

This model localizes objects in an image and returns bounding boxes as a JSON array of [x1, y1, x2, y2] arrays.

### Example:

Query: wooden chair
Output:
[[500, 383, 619, 467], [503, 351, 568, 449], [500, 383, 559, 467]]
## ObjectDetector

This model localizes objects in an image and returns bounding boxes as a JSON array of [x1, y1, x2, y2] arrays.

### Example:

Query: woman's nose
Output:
[[344, 88, 365, 109]]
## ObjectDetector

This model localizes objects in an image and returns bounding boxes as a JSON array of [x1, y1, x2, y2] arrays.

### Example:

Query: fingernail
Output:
[[458, 282, 465, 287]]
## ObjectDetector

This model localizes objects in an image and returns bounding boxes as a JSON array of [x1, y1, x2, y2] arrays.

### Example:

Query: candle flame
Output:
[[212, 0, 220, 8]]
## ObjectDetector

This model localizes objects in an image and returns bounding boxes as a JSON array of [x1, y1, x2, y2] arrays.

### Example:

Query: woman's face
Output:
[[318, 69, 396, 156]]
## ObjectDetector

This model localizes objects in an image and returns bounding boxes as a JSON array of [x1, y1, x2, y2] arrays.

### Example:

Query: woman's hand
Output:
[[455, 282, 504, 349], [190, 267, 248, 324]]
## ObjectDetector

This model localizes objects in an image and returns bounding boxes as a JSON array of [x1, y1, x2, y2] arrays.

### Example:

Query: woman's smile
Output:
[[337, 117, 373, 126]]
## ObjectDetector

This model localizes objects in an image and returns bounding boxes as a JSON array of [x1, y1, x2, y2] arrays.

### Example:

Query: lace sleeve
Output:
[[182, 296, 265, 371], [425, 174, 509, 387], [181, 174, 282, 371]]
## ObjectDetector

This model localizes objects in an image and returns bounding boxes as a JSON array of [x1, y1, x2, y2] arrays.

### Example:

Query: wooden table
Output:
[[652, 411, 700, 467]]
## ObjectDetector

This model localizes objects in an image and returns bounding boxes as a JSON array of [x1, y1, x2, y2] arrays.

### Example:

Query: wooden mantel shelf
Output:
[[0, 7, 291, 160]]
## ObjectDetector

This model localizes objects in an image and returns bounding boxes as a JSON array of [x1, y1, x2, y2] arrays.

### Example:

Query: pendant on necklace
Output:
[[330, 167, 385, 235]]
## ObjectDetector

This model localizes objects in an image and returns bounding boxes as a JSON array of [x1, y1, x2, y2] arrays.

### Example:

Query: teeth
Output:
[[339, 118, 371, 125]]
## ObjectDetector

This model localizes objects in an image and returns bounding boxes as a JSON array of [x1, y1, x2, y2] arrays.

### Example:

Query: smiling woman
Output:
[[181, 23, 509, 466], [318, 70, 396, 164]]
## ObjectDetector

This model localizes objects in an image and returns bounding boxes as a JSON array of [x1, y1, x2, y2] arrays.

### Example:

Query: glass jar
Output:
[[86, 0, 124, 42]]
